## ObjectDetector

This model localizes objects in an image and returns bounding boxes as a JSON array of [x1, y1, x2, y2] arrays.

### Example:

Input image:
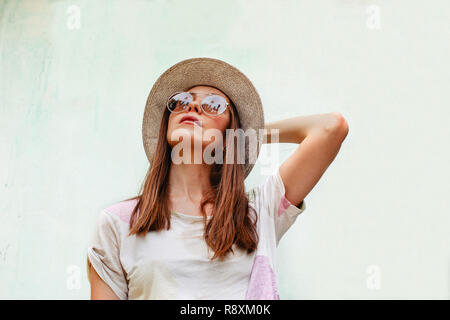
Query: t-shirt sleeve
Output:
[[257, 168, 306, 246], [86, 210, 128, 300]]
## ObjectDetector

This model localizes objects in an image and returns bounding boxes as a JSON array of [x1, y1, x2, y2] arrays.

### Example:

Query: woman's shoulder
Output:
[[102, 198, 139, 224]]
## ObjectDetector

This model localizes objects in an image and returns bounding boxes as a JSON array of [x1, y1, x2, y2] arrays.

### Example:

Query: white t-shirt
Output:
[[86, 168, 306, 300]]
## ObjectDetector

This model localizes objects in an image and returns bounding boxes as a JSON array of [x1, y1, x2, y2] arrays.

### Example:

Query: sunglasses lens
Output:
[[201, 95, 228, 115], [167, 92, 192, 113]]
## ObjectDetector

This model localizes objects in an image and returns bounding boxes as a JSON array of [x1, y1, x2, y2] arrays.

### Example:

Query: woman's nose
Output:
[[186, 99, 202, 114]]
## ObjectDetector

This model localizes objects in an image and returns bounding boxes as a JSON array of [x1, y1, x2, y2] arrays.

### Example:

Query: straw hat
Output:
[[142, 57, 265, 178]]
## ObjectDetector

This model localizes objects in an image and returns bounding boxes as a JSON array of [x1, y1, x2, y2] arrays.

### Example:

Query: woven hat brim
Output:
[[142, 57, 265, 178]]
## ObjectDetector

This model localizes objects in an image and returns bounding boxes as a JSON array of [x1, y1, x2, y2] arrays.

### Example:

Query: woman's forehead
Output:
[[187, 85, 231, 103]]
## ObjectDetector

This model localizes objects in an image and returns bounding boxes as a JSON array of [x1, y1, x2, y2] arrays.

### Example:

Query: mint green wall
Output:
[[1, 0, 449, 299]]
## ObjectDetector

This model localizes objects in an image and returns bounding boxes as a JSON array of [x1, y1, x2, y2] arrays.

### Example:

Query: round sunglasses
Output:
[[167, 91, 230, 116]]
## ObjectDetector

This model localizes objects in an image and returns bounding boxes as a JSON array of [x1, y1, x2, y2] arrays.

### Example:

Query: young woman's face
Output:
[[166, 85, 232, 152]]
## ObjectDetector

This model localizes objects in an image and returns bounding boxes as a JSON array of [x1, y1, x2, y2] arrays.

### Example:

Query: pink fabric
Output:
[[105, 199, 139, 223], [245, 255, 280, 300], [278, 194, 291, 217]]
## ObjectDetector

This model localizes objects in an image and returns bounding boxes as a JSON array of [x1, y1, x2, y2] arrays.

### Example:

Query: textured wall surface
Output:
[[0, 0, 449, 299]]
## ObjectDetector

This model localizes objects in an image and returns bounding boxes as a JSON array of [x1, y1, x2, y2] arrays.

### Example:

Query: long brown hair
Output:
[[124, 99, 259, 261]]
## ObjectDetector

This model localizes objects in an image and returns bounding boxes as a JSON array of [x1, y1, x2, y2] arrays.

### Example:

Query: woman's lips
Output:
[[180, 119, 202, 127]]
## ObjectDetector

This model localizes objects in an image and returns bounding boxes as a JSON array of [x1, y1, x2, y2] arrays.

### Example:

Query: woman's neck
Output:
[[167, 162, 213, 201]]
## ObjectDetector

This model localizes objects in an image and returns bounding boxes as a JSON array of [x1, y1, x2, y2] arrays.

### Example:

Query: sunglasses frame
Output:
[[166, 91, 230, 116]]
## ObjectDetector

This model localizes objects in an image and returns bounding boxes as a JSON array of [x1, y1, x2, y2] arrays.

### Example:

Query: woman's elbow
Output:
[[325, 112, 349, 141]]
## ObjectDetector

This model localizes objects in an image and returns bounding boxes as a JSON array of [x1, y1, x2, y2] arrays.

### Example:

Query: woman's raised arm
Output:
[[264, 112, 349, 207]]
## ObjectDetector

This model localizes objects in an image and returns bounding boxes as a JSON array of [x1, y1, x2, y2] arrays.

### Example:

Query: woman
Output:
[[86, 57, 349, 300]]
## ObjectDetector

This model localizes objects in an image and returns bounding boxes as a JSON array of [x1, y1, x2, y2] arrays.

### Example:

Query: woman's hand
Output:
[[264, 112, 349, 207]]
